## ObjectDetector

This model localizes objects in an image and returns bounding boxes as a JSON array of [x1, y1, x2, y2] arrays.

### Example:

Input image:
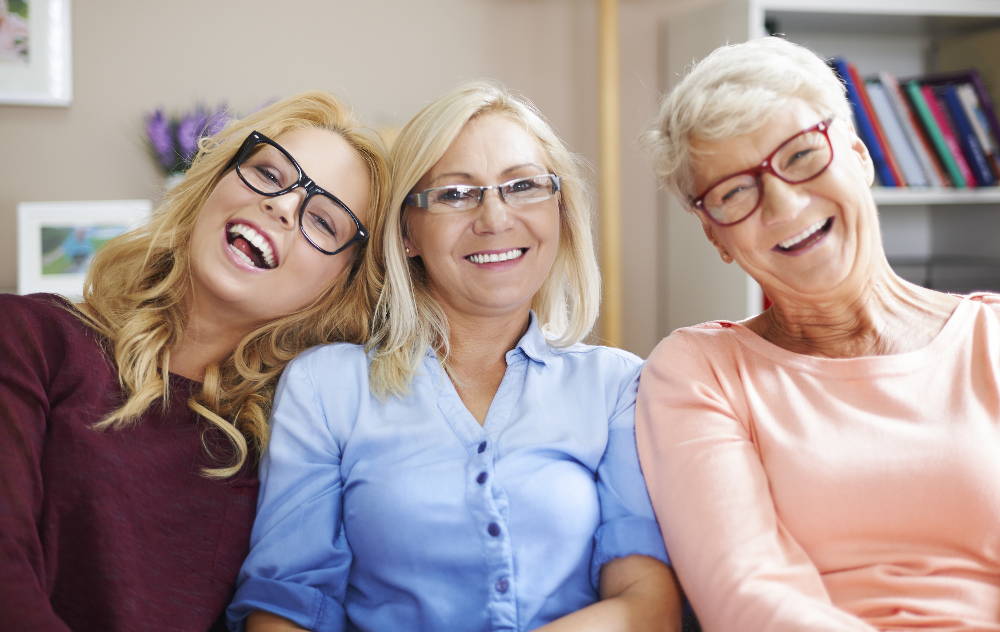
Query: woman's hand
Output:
[[245, 610, 309, 631], [535, 554, 682, 632]]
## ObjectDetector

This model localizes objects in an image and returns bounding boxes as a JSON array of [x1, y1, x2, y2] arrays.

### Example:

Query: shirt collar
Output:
[[511, 311, 551, 366], [425, 311, 552, 365]]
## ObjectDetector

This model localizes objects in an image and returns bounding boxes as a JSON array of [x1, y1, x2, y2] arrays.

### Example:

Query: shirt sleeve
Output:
[[591, 356, 670, 589], [635, 331, 877, 631], [227, 349, 355, 632], [0, 295, 72, 631]]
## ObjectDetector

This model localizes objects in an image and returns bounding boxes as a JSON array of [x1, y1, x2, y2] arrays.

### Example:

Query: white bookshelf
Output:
[[873, 187, 1000, 205], [657, 0, 1000, 333]]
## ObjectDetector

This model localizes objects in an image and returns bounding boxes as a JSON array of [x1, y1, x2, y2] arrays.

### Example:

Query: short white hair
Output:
[[646, 36, 852, 201]]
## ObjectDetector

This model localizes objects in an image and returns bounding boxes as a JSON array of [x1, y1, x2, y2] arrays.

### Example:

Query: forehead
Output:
[[271, 126, 372, 215], [426, 113, 548, 184], [270, 127, 358, 178], [689, 99, 824, 192]]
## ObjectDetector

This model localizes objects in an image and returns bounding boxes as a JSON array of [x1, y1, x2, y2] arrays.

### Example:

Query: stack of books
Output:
[[829, 58, 1000, 189]]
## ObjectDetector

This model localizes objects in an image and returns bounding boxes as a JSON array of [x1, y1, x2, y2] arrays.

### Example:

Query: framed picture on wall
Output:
[[17, 200, 151, 299], [0, 0, 72, 106]]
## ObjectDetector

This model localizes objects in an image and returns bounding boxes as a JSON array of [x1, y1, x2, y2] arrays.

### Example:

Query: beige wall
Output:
[[0, 0, 697, 356]]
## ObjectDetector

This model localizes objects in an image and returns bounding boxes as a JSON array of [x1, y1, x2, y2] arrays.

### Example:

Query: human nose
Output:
[[473, 186, 513, 233], [757, 172, 809, 226], [260, 190, 301, 230]]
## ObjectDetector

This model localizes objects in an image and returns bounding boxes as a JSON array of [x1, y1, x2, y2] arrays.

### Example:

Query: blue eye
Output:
[[307, 212, 336, 237], [432, 186, 477, 206], [508, 178, 539, 192], [787, 148, 815, 165], [721, 184, 749, 202], [254, 165, 282, 185]]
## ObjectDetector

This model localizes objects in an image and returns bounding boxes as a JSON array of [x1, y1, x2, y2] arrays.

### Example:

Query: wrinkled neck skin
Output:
[[747, 257, 960, 358], [443, 307, 531, 375]]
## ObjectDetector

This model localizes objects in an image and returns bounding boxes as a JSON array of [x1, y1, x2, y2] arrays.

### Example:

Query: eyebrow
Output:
[[426, 162, 547, 187]]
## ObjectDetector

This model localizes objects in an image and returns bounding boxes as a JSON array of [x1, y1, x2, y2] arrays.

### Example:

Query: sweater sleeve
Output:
[[635, 331, 877, 632], [227, 347, 356, 632], [0, 294, 72, 631]]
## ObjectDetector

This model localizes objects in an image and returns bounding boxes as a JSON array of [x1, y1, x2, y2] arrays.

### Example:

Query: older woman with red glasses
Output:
[[638, 36, 1000, 631]]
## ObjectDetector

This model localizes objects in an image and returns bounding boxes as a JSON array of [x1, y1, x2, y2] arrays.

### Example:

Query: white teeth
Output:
[[779, 219, 827, 250], [467, 248, 525, 264], [227, 223, 276, 268]]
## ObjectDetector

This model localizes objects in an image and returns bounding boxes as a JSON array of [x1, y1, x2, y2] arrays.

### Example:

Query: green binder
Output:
[[903, 80, 966, 188]]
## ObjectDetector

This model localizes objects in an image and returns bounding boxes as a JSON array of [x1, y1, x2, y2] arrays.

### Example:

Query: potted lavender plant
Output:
[[145, 104, 230, 188]]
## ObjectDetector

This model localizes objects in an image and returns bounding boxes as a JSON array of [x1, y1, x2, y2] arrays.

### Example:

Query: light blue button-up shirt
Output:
[[228, 315, 668, 631]]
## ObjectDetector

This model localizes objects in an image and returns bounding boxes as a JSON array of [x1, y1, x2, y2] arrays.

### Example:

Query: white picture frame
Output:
[[0, 0, 72, 106], [17, 200, 151, 298]]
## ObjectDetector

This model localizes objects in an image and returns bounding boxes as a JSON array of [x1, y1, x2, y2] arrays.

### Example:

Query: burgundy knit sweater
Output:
[[0, 293, 258, 631]]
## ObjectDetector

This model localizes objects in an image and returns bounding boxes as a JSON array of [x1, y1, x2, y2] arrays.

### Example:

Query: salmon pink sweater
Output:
[[637, 293, 1000, 631]]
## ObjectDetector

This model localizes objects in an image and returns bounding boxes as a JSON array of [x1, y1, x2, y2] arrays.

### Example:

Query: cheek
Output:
[[413, 218, 464, 258], [721, 226, 762, 261], [292, 247, 353, 294], [193, 183, 240, 239]]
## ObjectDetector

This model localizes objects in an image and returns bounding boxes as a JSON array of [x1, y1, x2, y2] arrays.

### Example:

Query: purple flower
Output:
[[145, 108, 176, 172], [203, 104, 231, 138], [144, 101, 258, 176], [175, 106, 209, 164]]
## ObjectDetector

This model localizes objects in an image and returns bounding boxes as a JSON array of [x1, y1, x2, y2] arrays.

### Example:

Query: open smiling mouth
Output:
[[226, 222, 277, 269], [465, 248, 527, 264], [774, 217, 834, 253]]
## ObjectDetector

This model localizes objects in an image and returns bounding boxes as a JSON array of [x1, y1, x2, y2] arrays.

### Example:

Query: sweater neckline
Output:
[[715, 295, 974, 377]]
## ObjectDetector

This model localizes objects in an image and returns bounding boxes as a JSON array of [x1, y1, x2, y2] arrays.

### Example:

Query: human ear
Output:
[[849, 131, 875, 186], [401, 210, 421, 257], [403, 236, 420, 257], [700, 218, 733, 264]]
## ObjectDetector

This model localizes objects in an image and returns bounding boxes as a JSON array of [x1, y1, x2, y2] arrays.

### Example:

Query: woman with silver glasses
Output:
[[229, 81, 681, 632], [0, 91, 389, 631], [638, 36, 1000, 631]]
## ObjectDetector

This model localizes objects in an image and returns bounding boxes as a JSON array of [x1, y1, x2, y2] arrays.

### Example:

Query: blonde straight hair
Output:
[[76, 91, 390, 478], [368, 81, 600, 397]]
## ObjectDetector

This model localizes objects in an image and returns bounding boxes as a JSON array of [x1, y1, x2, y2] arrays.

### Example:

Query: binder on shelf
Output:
[[903, 80, 967, 188], [847, 62, 906, 186], [878, 71, 946, 187], [830, 57, 898, 187], [921, 69, 1000, 163], [866, 78, 929, 187], [936, 84, 997, 186], [956, 84, 1000, 178], [922, 84, 976, 187]]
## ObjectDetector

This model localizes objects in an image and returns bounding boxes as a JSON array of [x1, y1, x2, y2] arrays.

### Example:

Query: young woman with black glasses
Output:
[[0, 91, 389, 631]]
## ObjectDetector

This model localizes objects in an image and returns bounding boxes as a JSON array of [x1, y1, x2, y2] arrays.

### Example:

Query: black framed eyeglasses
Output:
[[692, 118, 835, 226], [231, 130, 368, 255], [405, 174, 561, 213]]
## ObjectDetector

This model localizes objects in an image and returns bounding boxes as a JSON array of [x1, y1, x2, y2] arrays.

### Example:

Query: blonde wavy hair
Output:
[[75, 90, 390, 478], [645, 36, 852, 201], [368, 80, 600, 397]]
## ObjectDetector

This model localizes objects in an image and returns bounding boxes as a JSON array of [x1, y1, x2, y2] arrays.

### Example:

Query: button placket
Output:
[[461, 356, 526, 631]]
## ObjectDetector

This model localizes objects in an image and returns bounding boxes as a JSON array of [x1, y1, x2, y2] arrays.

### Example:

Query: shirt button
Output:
[[487, 522, 501, 537], [476, 471, 488, 485], [495, 577, 509, 593], [477, 441, 487, 453]]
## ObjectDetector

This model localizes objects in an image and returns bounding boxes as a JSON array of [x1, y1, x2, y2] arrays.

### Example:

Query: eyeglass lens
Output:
[[702, 127, 832, 224], [426, 174, 558, 211], [237, 141, 359, 253]]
